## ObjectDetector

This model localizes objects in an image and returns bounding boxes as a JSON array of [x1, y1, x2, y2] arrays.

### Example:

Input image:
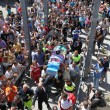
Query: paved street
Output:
[[0, 1, 110, 110]]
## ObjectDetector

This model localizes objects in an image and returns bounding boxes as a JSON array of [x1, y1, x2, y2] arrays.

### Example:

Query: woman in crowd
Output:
[[30, 60, 41, 83]]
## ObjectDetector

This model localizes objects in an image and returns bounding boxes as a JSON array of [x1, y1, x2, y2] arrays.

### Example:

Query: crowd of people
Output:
[[0, 0, 110, 110]]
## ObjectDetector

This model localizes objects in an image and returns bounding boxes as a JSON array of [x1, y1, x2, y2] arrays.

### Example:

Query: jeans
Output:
[[94, 77, 99, 90]]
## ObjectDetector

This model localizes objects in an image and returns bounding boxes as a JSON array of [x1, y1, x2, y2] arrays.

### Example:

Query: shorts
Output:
[[101, 71, 106, 78]]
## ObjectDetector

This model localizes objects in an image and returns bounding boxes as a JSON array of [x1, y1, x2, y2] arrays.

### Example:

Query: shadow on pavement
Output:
[[100, 81, 110, 92]]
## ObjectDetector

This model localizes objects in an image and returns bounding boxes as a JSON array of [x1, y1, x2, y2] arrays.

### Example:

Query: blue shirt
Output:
[[34, 52, 45, 66], [94, 63, 104, 78], [17, 54, 24, 62], [72, 30, 80, 39], [70, 2, 75, 7], [69, 64, 80, 76]]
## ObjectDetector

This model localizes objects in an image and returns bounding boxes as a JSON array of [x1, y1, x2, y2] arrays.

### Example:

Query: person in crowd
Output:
[[64, 79, 76, 94], [0, 37, 7, 49], [18, 83, 34, 110], [75, 38, 82, 54], [13, 42, 21, 58], [12, 61, 22, 74], [11, 95, 24, 110], [0, 0, 109, 109], [16, 51, 26, 65], [5, 65, 18, 79], [90, 90, 106, 109], [72, 27, 81, 43], [63, 63, 71, 80], [52, 106, 58, 110], [71, 50, 81, 64], [5, 80, 18, 109], [0, 84, 7, 110], [92, 60, 104, 90], [69, 62, 80, 83], [0, 73, 7, 81], [39, 65, 47, 82], [32, 82, 51, 110], [77, 100, 90, 110], [6, 3, 11, 16], [100, 56, 109, 82], [58, 92, 73, 110], [54, 70, 64, 96], [30, 60, 41, 83], [34, 49, 45, 67]]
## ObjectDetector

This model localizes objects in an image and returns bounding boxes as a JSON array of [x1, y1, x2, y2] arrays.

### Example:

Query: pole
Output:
[[20, 0, 31, 66], [44, 0, 48, 25], [84, 0, 101, 77]]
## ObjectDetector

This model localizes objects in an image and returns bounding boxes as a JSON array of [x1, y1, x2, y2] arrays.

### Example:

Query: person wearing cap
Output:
[[92, 60, 104, 90], [64, 79, 76, 93]]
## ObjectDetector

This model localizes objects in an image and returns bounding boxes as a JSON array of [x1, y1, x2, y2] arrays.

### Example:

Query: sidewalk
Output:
[[77, 34, 110, 108]]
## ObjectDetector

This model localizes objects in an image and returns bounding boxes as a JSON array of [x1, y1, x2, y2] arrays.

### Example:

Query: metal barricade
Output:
[[14, 66, 27, 86]]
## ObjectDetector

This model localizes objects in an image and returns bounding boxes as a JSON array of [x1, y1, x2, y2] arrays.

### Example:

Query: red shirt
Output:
[[0, 57, 2, 63], [18, 7, 22, 13]]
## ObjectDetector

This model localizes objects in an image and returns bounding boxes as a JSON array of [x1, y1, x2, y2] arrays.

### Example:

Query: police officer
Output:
[[64, 79, 76, 93]]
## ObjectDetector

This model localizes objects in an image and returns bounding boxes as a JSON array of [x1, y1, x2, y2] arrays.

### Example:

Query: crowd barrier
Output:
[[14, 66, 27, 86]]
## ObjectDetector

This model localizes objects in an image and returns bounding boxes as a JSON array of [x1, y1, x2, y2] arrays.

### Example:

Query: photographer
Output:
[[90, 90, 106, 110]]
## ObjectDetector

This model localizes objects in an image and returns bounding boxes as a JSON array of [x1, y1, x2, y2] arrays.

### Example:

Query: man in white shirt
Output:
[[5, 65, 14, 79], [58, 93, 73, 110], [12, 61, 22, 74], [5, 65, 18, 79], [31, 48, 37, 62]]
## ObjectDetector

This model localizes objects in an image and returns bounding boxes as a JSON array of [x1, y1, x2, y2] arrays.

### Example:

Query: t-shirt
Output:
[[12, 64, 20, 74], [34, 52, 45, 65], [0, 40, 7, 48], [94, 63, 104, 78], [69, 64, 80, 76], [103, 61, 109, 72], [5, 70, 13, 79], [59, 97, 72, 109], [5, 86, 17, 102]]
